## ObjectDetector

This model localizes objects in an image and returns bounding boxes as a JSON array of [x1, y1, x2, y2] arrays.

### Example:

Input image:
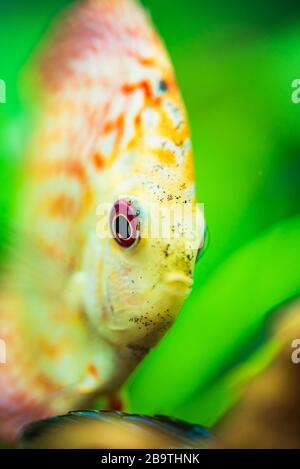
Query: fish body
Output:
[[20, 301, 300, 449], [0, 0, 203, 441]]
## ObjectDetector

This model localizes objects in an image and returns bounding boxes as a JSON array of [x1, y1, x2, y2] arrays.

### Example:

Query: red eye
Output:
[[110, 199, 140, 248]]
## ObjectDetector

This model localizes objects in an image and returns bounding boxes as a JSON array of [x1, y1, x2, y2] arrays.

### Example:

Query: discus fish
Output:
[[0, 0, 204, 441]]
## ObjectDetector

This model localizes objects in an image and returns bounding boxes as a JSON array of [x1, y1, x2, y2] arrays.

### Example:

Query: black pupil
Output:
[[115, 215, 131, 240]]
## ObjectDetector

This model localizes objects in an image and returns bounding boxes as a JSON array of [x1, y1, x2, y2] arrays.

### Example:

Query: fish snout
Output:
[[163, 271, 193, 297]]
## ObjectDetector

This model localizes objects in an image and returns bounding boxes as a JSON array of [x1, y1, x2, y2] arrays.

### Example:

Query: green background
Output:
[[1, 0, 300, 426]]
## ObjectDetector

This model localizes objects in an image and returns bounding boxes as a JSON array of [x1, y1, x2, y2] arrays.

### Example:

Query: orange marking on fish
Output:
[[102, 114, 125, 163], [134, 112, 142, 127], [47, 194, 77, 217], [122, 80, 153, 100], [155, 146, 176, 165], [65, 160, 87, 183], [36, 236, 76, 270], [87, 363, 99, 380], [127, 50, 155, 66], [103, 114, 124, 135], [92, 152, 105, 171], [158, 100, 188, 147], [32, 160, 87, 184]]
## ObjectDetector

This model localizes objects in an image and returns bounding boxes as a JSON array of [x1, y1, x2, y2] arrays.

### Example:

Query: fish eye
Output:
[[110, 199, 140, 249]]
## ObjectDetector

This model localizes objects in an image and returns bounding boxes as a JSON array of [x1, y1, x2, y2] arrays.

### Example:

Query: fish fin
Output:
[[0, 218, 69, 305], [20, 410, 211, 448]]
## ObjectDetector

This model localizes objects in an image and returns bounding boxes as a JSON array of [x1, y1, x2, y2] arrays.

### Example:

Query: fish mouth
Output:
[[163, 271, 193, 297]]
